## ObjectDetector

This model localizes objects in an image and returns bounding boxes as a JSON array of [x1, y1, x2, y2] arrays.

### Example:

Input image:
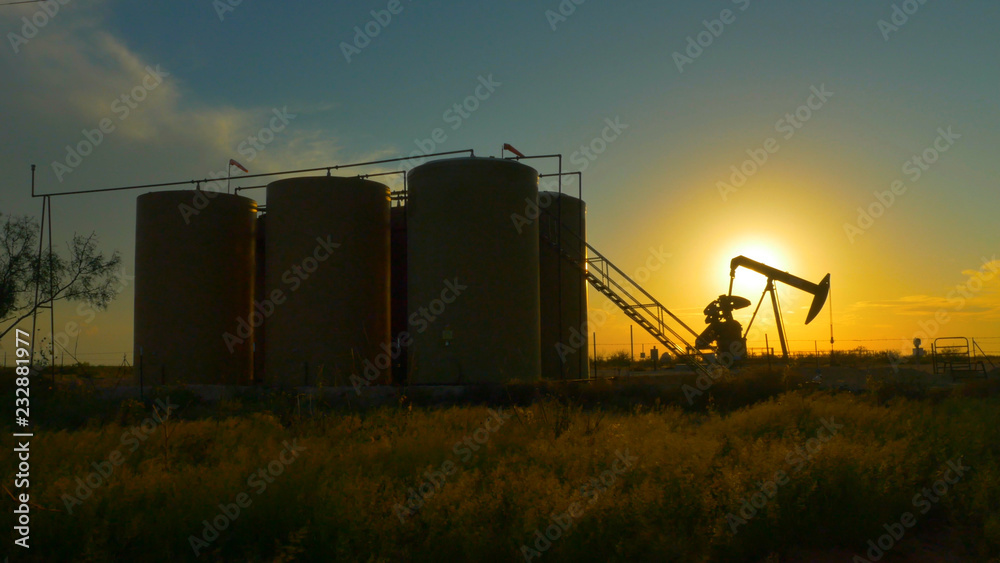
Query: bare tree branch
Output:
[[0, 213, 122, 341]]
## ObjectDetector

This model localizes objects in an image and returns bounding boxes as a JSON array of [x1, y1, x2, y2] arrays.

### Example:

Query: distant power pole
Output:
[[629, 325, 634, 371]]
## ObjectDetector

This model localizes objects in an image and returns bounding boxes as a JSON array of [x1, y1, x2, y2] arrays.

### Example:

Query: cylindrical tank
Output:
[[253, 213, 266, 383], [264, 176, 390, 388], [539, 191, 588, 380], [407, 157, 541, 384], [390, 205, 408, 384], [134, 190, 257, 385]]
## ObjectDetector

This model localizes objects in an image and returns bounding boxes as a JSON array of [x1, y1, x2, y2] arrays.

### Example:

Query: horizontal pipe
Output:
[[31, 149, 473, 198]]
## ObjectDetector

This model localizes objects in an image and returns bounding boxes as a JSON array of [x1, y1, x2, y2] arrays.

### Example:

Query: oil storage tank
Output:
[[134, 190, 257, 385], [407, 157, 541, 384], [253, 213, 267, 382], [390, 205, 408, 384], [539, 191, 589, 379], [264, 176, 390, 388]]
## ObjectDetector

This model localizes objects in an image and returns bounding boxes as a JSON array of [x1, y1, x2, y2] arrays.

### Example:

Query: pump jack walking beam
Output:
[[729, 255, 830, 360]]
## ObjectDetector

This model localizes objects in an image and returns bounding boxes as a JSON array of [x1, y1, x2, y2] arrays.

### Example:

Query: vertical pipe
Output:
[[556, 157, 563, 379], [48, 196, 55, 384], [139, 348, 143, 401], [629, 324, 634, 372], [29, 196, 45, 368], [768, 281, 788, 359], [765, 334, 772, 371], [578, 174, 585, 381], [829, 285, 835, 365]]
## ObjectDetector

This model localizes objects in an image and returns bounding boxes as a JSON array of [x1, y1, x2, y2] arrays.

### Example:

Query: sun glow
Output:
[[713, 238, 795, 300], [697, 237, 809, 347]]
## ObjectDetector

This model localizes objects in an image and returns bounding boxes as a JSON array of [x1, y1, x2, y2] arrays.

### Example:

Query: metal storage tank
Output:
[[539, 191, 589, 380], [264, 176, 390, 388], [390, 205, 408, 384], [407, 157, 541, 384], [134, 190, 257, 385], [253, 213, 266, 383]]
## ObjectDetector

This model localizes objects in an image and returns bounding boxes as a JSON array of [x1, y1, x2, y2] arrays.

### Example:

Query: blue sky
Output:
[[1, 0, 999, 361]]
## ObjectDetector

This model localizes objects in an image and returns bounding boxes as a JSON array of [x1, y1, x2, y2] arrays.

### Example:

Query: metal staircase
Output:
[[539, 209, 714, 375]]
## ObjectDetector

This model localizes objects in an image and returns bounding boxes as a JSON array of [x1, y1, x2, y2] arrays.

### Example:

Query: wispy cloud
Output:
[[847, 259, 1000, 321], [1, 3, 345, 187]]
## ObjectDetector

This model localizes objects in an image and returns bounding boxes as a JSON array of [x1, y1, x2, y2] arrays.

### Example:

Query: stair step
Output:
[[541, 222, 712, 377]]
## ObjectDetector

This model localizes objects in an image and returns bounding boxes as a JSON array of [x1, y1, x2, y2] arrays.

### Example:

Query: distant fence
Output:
[[1, 351, 131, 368], [4, 337, 1000, 368], [592, 337, 1000, 361]]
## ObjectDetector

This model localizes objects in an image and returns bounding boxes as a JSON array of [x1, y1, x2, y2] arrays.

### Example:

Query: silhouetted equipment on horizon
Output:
[[696, 294, 751, 361], [52, 144, 836, 385], [725, 255, 831, 360], [537, 208, 714, 376], [931, 337, 989, 381]]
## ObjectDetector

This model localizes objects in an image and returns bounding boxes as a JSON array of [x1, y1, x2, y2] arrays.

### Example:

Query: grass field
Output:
[[2, 367, 1000, 562]]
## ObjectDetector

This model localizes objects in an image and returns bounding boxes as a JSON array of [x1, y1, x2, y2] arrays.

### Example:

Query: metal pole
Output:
[[48, 196, 55, 385], [29, 194, 45, 368], [768, 280, 789, 359], [538, 171, 585, 380], [629, 325, 634, 372], [592, 332, 597, 379], [765, 334, 772, 371], [829, 285, 835, 365]]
